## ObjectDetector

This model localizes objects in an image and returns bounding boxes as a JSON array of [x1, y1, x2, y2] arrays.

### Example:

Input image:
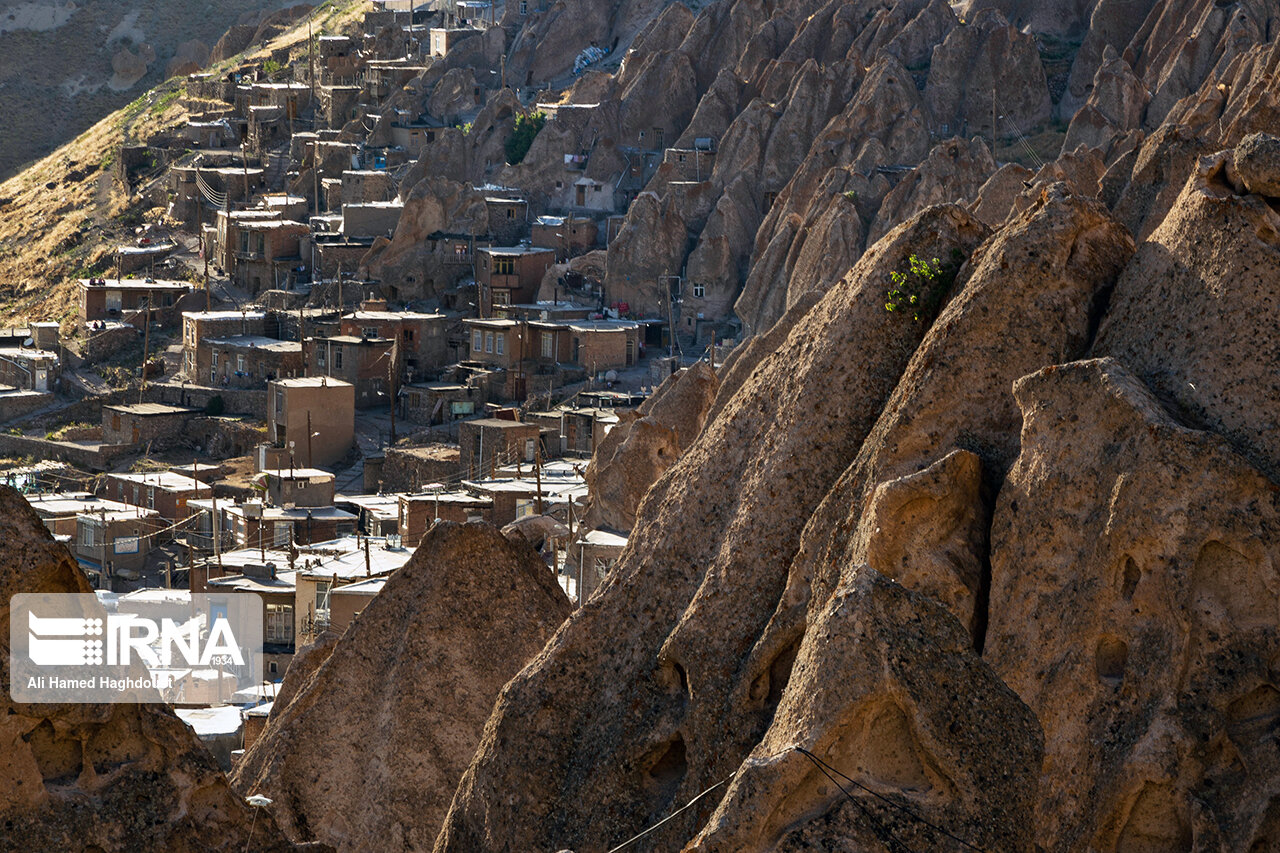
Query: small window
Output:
[[472, 329, 483, 352], [362, 326, 378, 338], [147, 487, 155, 509], [492, 290, 510, 306], [484, 332, 494, 354], [519, 0, 527, 12], [693, 283, 705, 298], [317, 348, 326, 367], [541, 331, 553, 358], [493, 257, 515, 275], [403, 329, 414, 341], [334, 348, 344, 369], [506, 208, 515, 218], [495, 333, 505, 355], [276, 389, 284, 412]]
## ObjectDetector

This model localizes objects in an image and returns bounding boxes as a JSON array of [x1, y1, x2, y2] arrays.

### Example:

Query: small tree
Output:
[[885, 252, 962, 324], [504, 111, 547, 165]]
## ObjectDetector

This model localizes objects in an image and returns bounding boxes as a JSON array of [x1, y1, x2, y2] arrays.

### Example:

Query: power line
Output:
[[793, 747, 986, 853]]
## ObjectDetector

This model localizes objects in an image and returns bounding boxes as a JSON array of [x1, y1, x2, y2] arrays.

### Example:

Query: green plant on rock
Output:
[[504, 110, 546, 165], [885, 251, 962, 324]]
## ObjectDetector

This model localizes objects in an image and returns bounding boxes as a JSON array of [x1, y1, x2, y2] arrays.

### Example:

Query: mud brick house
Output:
[[181, 309, 267, 381], [102, 471, 206, 522], [102, 403, 199, 448], [477, 246, 556, 313], [252, 468, 336, 508], [79, 279, 195, 325], [397, 490, 492, 546], [0, 346, 59, 392], [309, 334, 398, 408], [27, 493, 140, 537], [73, 505, 163, 585], [485, 197, 529, 245], [233, 220, 310, 293], [457, 417, 542, 478], [339, 301, 449, 381], [268, 377, 355, 468], [189, 498, 357, 550], [530, 215, 598, 260], [566, 320, 642, 371], [200, 336, 304, 388]]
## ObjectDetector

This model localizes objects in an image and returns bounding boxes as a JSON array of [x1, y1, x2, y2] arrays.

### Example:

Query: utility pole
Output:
[[309, 14, 316, 115], [138, 306, 151, 403], [991, 88, 997, 154], [306, 410, 313, 468], [312, 141, 322, 216], [535, 440, 543, 515], [241, 143, 251, 203], [387, 337, 399, 444]]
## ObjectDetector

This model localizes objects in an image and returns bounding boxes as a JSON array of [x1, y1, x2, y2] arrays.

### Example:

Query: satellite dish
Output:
[[22, 338, 33, 348]]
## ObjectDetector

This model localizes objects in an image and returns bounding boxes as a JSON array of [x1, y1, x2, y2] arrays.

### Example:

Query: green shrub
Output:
[[504, 111, 546, 165], [885, 252, 963, 324]]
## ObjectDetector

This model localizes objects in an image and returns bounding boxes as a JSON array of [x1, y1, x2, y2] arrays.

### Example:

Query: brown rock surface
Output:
[[232, 522, 571, 852], [924, 9, 1052, 141], [584, 361, 719, 532], [1093, 145, 1280, 479], [0, 487, 302, 853], [688, 567, 1043, 853], [867, 137, 996, 244], [433, 205, 989, 853], [985, 357, 1280, 851]]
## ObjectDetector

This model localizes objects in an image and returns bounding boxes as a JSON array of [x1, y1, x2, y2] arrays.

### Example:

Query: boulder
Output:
[[1231, 131, 1280, 197], [232, 522, 571, 852]]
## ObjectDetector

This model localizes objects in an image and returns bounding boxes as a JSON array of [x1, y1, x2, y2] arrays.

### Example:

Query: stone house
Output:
[[231, 220, 310, 293], [198, 336, 303, 388], [26, 493, 139, 538], [397, 491, 492, 546], [476, 246, 556, 313], [457, 417, 542, 478], [102, 471, 206, 522], [102, 403, 199, 447], [79, 279, 195, 325], [73, 506, 163, 585], [268, 377, 355, 468], [530, 215, 598, 260], [339, 300, 449, 380], [485, 197, 529, 245]]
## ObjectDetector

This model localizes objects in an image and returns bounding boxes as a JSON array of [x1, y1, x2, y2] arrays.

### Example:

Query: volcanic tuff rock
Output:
[[1094, 140, 1280, 479], [924, 9, 1052, 142], [584, 361, 720, 533], [867, 136, 997, 244], [985, 358, 1280, 852], [231, 522, 571, 853], [433, 205, 991, 853], [759, 182, 1133, 658], [688, 567, 1043, 853], [0, 487, 303, 853]]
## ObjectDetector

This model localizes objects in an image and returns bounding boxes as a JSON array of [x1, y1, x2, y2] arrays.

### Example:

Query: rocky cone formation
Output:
[[583, 361, 720, 532], [0, 487, 305, 853], [231, 522, 572, 853], [986, 357, 1280, 852]]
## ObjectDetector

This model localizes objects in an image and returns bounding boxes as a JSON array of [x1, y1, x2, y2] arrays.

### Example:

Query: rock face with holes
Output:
[[232, 522, 571, 853], [584, 361, 720, 533], [1093, 141, 1280, 480], [688, 567, 1042, 853], [433, 205, 993, 853], [985, 358, 1280, 852], [0, 487, 303, 853]]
